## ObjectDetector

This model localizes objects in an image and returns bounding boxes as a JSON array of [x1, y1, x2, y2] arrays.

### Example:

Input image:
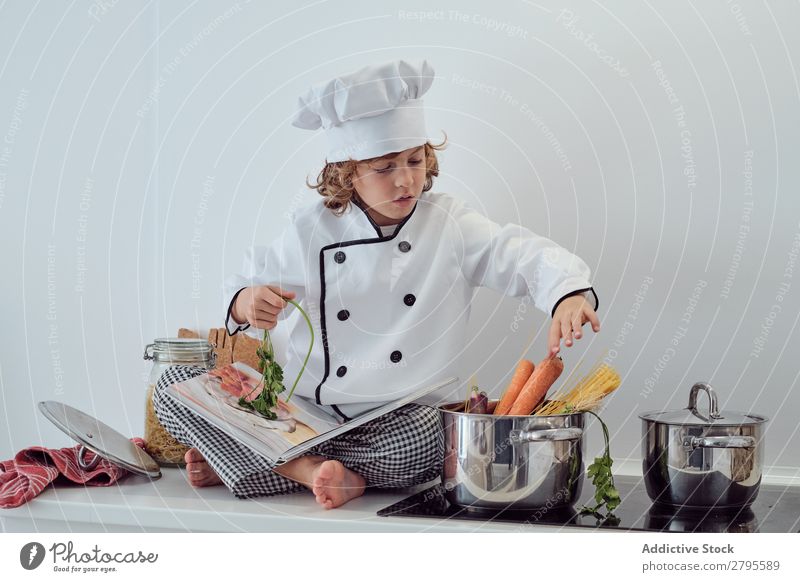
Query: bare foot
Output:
[[310, 460, 366, 509], [184, 448, 222, 488]]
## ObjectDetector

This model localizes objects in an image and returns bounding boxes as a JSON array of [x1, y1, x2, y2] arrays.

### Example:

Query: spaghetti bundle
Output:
[[533, 360, 620, 415]]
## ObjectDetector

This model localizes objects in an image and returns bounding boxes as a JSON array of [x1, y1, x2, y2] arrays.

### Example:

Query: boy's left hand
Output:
[[548, 294, 601, 356]]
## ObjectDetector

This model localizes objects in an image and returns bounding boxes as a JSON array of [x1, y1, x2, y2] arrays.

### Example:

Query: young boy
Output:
[[152, 59, 601, 509]]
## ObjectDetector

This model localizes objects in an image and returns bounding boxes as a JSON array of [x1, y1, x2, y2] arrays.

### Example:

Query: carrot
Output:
[[494, 359, 535, 415], [508, 355, 564, 415]]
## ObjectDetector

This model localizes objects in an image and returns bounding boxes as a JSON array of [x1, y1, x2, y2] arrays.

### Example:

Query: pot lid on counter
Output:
[[38, 400, 161, 477], [639, 381, 768, 426]]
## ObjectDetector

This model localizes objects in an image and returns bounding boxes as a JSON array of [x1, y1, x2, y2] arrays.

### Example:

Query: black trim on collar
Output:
[[550, 287, 599, 318], [351, 196, 383, 237], [314, 200, 419, 406], [351, 195, 416, 239]]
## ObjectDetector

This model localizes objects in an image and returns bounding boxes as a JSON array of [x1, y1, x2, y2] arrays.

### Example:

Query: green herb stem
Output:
[[284, 298, 314, 402], [580, 409, 621, 516]]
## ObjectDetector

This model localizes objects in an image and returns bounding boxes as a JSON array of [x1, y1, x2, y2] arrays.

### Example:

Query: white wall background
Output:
[[1, 1, 799, 474]]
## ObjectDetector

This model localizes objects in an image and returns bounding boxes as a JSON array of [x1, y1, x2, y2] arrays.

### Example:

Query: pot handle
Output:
[[687, 382, 723, 419], [682, 435, 756, 450], [510, 427, 583, 443]]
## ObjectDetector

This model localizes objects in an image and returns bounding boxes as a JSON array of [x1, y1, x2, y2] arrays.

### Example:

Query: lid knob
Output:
[[687, 381, 722, 420]]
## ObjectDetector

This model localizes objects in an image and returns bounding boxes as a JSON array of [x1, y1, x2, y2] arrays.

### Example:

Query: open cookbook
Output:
[[163, 362, 458, 465]]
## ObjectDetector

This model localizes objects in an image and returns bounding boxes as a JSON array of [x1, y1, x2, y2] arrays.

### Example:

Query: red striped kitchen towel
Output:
[[0, 438, 146, 509]]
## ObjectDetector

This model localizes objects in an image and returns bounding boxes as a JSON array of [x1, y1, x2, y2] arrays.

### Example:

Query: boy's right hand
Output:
[[231, 285, 296, 330]]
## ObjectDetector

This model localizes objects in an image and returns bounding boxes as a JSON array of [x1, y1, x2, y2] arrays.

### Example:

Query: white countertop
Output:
[[0, 467, 585, 533], [5, 460, 797, 533]]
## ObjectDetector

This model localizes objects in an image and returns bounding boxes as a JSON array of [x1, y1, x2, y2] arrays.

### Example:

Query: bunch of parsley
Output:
[[579, 409, 621, 518], [237, 297, 314, 420]]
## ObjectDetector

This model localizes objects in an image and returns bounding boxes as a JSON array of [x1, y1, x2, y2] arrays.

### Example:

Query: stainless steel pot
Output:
[[640, 382, 767, 510], [439, 401, 585, 510]]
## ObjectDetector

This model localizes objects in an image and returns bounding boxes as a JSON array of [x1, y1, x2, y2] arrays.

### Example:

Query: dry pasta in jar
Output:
[[143, 338, 215, 466]]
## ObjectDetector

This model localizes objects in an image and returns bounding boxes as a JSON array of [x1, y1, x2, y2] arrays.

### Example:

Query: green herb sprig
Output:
[[237, 297, 314, 420], [579, 409, 621, 518]]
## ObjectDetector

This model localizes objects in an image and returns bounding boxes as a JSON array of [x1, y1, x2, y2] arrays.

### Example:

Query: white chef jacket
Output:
[[222, 191, 599, 421]]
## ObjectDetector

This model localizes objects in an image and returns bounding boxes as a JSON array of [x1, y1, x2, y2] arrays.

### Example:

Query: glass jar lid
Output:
[[143, 337, 214, 363], [639, 381, 768, 426]]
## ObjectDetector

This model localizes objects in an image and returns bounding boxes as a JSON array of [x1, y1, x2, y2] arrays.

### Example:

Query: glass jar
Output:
[[143, 338, 215, 467]]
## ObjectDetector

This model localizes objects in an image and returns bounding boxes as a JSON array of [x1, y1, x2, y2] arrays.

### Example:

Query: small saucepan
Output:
[[639, 382, 767, 510]]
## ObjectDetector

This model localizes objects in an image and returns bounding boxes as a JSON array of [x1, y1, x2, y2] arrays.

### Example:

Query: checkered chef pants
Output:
[[151, 365, 444, 499]]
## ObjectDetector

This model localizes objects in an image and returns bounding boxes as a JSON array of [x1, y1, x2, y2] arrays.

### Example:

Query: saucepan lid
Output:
[[638, 381, 768, 427], [38, 400, 161, 478]]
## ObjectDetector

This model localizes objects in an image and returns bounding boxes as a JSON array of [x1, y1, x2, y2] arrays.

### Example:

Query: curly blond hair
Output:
[[306, 134, 448, 216]]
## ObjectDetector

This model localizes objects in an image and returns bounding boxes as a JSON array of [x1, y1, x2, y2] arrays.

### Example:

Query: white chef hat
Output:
[[291, 59, 435, 163]]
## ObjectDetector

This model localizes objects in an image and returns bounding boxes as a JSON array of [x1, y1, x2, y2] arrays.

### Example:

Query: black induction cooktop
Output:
[[377, 475, 800, 532]]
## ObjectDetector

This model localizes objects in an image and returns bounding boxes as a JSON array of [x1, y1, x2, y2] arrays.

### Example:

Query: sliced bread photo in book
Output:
[[164, 362, 457, 465]]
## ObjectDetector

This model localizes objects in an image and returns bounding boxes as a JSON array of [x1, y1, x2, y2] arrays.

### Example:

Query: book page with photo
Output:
[[166, 362, 342, 461], [165, 362, 458, 464]]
